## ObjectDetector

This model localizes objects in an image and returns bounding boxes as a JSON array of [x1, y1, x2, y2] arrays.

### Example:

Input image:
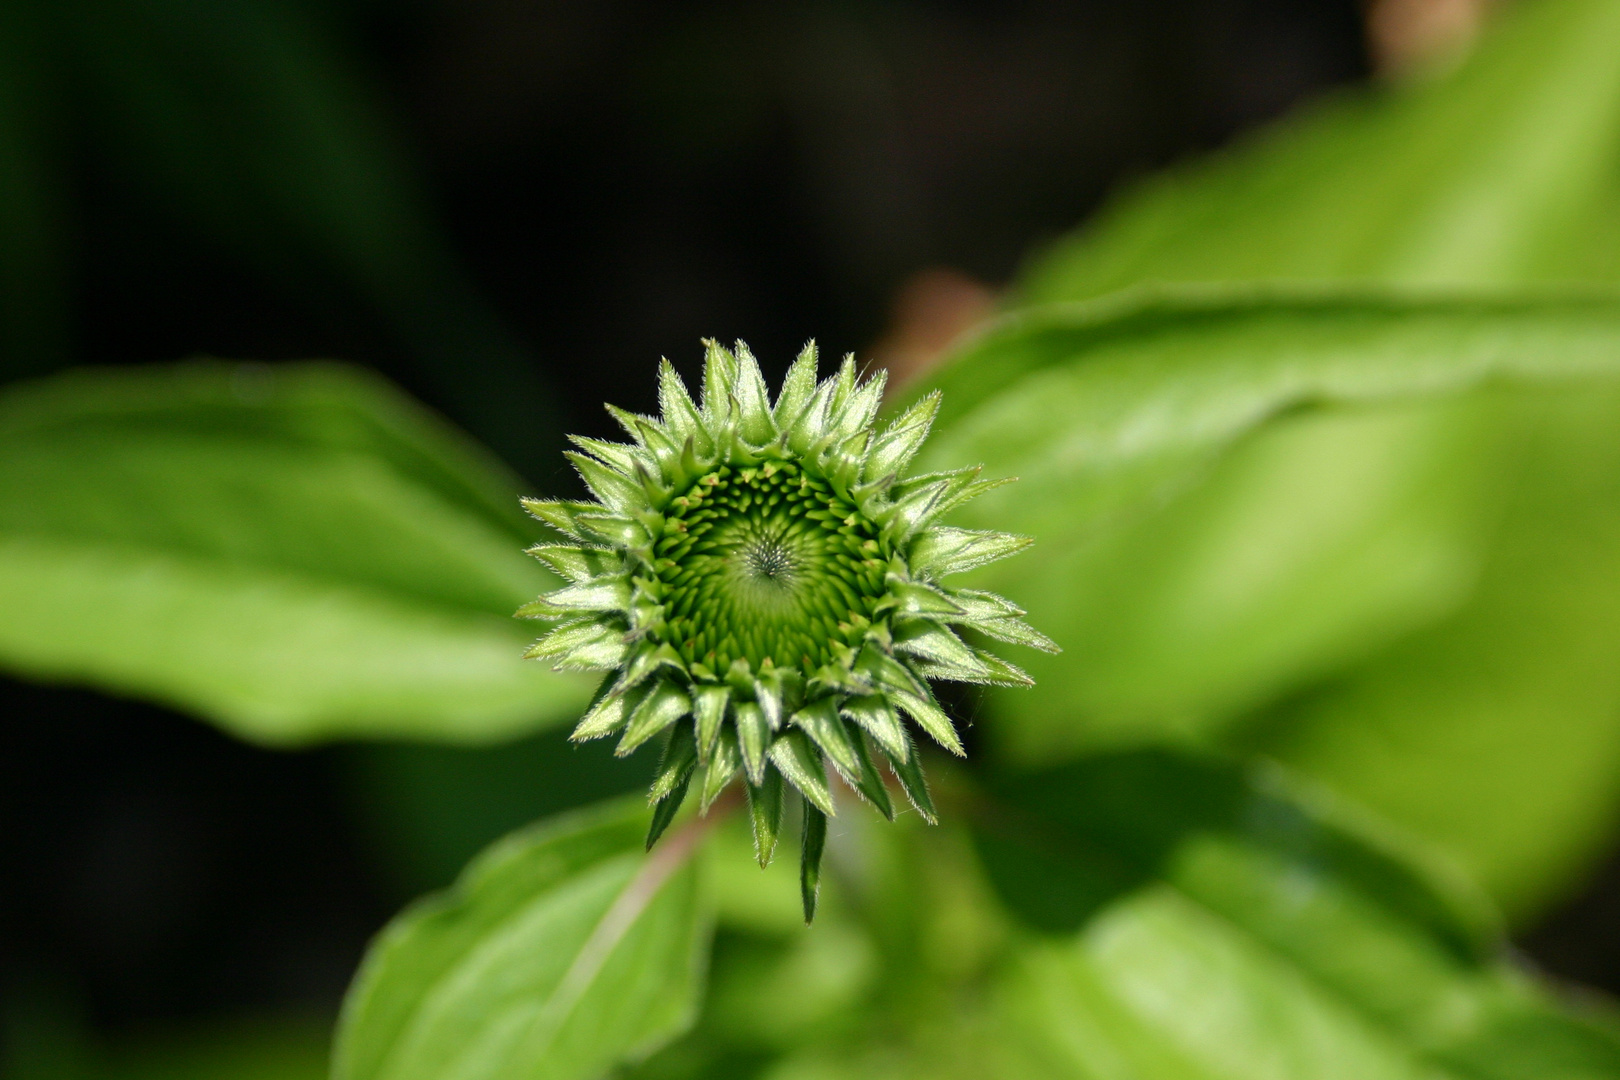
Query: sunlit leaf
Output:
[[0, 360, 591, 745], [654, 754, 1620, 1079], [1259, 381, 1620, 918], [1018, 0, 1620, 303], [910, 292, 1620, 913], [334, 798, 711, 1080], [918, 294, 1620, 748], [968, 752, 1620, 1080]]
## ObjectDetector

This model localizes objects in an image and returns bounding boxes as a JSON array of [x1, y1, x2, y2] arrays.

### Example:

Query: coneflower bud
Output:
[[519, 340, 1055, 920]]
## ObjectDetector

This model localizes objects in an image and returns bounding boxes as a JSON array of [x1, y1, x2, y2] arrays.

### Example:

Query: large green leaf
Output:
[[924, 0, 1620, 926], [912, 291, 1620, 910], [1256, 381, 1620, 918], [641, 755, 1620, 1080], [0, 360, 591, 744], [334, 798, 711, 1080], [1018, 0, 1620, 303], [969, 753, 1620, 1080], [919, 292, 1620, 748]]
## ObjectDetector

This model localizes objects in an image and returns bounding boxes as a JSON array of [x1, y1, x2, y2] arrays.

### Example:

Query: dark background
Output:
[[20, 0, 1575, 1045]]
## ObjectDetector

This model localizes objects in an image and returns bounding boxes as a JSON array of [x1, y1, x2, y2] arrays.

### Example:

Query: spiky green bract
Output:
[[520, 340, 1054, 921]]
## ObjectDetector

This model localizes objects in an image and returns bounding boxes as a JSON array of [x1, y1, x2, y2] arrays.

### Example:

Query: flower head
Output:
[[520, 340, 1055, 919]]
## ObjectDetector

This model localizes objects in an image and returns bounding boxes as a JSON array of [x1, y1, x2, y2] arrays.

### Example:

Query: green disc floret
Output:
[[651, 461, 888, 673], [517, 338, 1055, 922]]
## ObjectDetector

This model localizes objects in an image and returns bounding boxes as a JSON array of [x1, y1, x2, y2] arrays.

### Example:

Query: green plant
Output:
[[12, 2, 1620, 1079], [518, 340, 1049, 919]]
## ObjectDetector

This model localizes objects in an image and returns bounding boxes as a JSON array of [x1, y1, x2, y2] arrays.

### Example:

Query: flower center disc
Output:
[[649, 461, 889, 673]]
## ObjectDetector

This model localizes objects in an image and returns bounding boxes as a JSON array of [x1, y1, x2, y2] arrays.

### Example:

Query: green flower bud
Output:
[[519, 340, 1055, 920]]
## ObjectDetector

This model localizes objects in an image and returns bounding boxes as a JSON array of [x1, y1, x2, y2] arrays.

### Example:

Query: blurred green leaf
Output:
[[911, 292, 1620, 910], [952, 0, 1620, 927], [623, 792, 1013, 1080], [0, 360, 591, 745], [1256, 381, 1620, 918], [650, 756, 1620, 1080], [966, 752, 1620, 1080], [918, 292, 1620, 751], [1018, 0, 1620, 303], [974, 750, 1495, 956], [698, 815, 879, 1052], [925, 0, 1620, 930], [334, 798, 711, 1080], [704, 922, 877, 1052]]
